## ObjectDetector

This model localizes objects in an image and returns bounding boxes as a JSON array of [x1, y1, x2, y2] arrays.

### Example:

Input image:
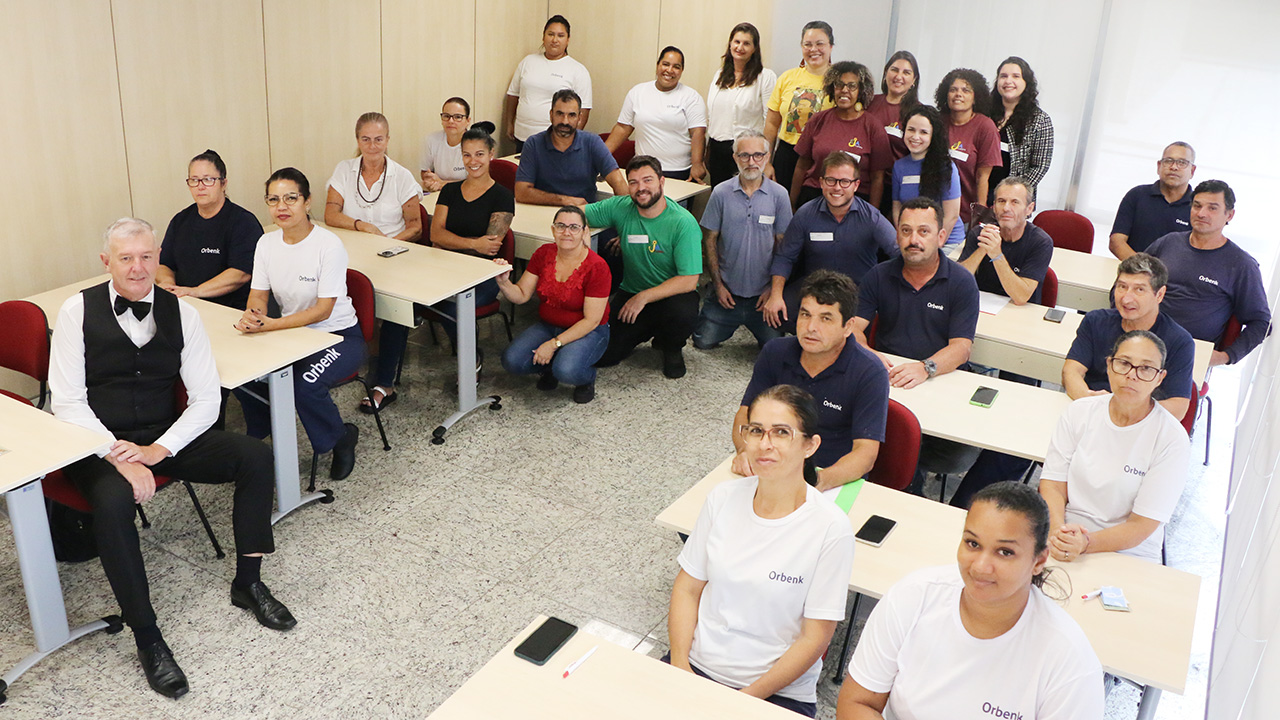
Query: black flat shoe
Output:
[[662, 349, 687, 379], [231, 581, 297, 631], [137, 640, 189, 699], [536, 372, 559, 391], [573, 382, 595, 404], [330, 423, 359, 480]]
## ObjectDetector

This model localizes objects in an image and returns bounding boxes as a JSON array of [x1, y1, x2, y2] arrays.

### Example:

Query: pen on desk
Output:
[[562, 645, 598, 678], [1082, 589, 1102, 601]]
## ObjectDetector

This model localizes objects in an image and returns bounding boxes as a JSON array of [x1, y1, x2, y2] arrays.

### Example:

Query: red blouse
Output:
[[527, 243, 612, 328]]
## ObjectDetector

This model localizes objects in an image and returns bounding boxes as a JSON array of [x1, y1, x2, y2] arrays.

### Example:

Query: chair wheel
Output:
[[489, 402, 502, 411], [432, 425, 446, 438], [431, 435, 446, 445], [1, 679, 8, 705], [104, 615, 125, 634], [320, 489, 336, 504]]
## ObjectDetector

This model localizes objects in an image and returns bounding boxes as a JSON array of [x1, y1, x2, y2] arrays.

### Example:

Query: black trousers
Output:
[[707, 138, 737, 187], [772, 140, 800, 199], [597, 290, 700, 366], [63, 429, 276, 629]]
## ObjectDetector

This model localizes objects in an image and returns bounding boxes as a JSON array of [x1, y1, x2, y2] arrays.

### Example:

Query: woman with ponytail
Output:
[[668, 384, 855, 717]]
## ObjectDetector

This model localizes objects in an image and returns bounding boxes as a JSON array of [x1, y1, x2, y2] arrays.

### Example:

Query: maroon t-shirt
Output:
[[527, 243, 612, 328], [947, 113, 1003, 224], [866, 94, 909, 161], [794, 109, 893, 195]]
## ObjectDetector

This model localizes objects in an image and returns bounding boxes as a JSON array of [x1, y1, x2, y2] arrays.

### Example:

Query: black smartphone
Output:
[[1044, 308, 1066, 323], [970, 386, 999, 408], [514, 617, 578, 666], [855, 515, 897, 547]]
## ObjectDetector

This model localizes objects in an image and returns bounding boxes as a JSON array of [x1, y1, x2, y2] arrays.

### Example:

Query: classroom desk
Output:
[[23, 278, 338, 523], [1, 394, 114, 704], [325, 226, 507, 443], [499, 153, 710, 205], [429, 616, 797, 719], [420, 193, 606, 261], [1050, 247, 1118, 312], [656, 458, 1199, 719]]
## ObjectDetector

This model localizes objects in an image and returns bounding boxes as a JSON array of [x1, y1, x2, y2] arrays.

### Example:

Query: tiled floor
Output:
[[0, 312, 1232, 719]]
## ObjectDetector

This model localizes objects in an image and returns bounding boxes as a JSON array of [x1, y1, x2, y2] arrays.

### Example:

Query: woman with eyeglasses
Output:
[[934, 69, 1002, 227], [495, 206, 610, 404], [705, 23, 777, 187], [764, 21, 835, 191], [892, 105, 963, 245], [157, 149, 263, 309], [669, 384, 855, 717], [790, 61, 891, 210], [234, 168, 363, 481], [1039, 330, 1189, 565], [324, 112, 422, 242], [866, 51, 921, 164], [419, 97, 472, 193], [607, 46, 708, 182], [985, 57, 1053, 203]]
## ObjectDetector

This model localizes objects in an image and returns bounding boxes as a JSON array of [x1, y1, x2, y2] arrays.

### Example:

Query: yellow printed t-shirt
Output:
[[768, 66, 833, 146]]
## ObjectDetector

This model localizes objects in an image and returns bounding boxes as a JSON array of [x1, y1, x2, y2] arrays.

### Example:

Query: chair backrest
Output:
[[1217, 315, 1243, 351], [1039, 266, 1059, 308], [345, 268, 377, 343], [1035, 210, 1094, 254], [864, 316, 879, 350], [0, 300, 51, 403], [600, 132, 636, 169], [0, 388, 31, 406], [1180, 381, 1198, 436], [500, 228, 515, 264], [417, 203, 431, 246], [490, 159, 519, 193], [867, 400, 921, 491]]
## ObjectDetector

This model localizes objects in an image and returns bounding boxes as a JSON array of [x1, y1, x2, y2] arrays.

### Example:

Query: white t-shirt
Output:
[[506, 52, 593, 142], [617, 81, 708, 172], [327, 156, 421, 237], [678, 476, 855, 703], [849, 564, 1103, 720], [706, 68, 778, 142], [250, 225, 357, 333], [418, 130, 466, 182], [1041, 394, 1189, 563]]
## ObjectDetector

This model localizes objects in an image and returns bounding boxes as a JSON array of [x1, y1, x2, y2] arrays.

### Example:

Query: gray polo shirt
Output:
[[700, 176, 793, 297]]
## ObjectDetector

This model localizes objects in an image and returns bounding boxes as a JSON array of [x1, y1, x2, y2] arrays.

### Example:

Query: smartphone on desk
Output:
[[377, 245, 409, 258], [855, 515, 897, 547], [514, 617, 577, 665], [970, 386, 999, 408], [1044, 308, 1066, 323]]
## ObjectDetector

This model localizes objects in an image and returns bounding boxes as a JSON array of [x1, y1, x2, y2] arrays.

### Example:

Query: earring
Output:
[[854, 101, 864, 112]]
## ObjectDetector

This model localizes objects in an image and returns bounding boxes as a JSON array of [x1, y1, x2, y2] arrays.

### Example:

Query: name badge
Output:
[[999, 141, 1011, 152], [810, 232, 834, 242], [758, 215, 775, 225], [902, 175, 920, 185], [949, 148, 970, 162], [627, 235, 648, 244], [885, 125, 903, 138]]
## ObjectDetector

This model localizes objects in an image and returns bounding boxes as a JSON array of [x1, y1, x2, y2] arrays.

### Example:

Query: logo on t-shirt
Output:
[[982, 702, 1023, 720], [1198, 275, 1220, 286], [769, 570, 805, 585], [200, 247, 220, 254], [822, 399, 843, 411], [648, 238, 664, 254], [927, 302, 945, 311], [1175, 219, 1190, 226], [298, 274, 317, 282], [847, 137, 864, 150], [1123, 464, 1147, 477], [950, 140, 968, 153]]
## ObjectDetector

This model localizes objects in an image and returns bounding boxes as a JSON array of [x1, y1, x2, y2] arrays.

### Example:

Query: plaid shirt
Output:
[[1007, 107, 1054, 190]]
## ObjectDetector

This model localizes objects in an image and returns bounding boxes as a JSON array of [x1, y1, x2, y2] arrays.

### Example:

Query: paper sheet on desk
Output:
[[978, 291, 1010, 315]]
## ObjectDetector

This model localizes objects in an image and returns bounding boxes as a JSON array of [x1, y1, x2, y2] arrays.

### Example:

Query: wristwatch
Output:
[[923, 359, 937, 379], [553, 337, 563, 349]]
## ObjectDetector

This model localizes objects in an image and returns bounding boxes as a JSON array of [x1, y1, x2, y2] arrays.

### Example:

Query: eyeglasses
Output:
[[551, 222, 584, 233], [440, 113, 468, 122], [833, 81, 860, 91], [740, 424, 804, 445], [265, 193, 303, 207], [1159, 157, 1192, 169], [821, 176, 856, 188], [801, 41, 830, 50], [186, 177, 222, 187], [1108, 357, 1162, 382], [734, 151, 768, 162]]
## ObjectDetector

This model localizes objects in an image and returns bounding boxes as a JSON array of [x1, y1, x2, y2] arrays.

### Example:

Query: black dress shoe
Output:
[[330, 423, 359, 480], [536, 372, 559, 391], [231, 581, 297, 631], [662, 348, 687, 379], [137, 640, 189, 699], [572, 382, 595, 404]]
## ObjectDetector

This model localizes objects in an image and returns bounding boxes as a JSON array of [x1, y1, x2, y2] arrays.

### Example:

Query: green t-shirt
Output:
[[584, 195, 703, 294]]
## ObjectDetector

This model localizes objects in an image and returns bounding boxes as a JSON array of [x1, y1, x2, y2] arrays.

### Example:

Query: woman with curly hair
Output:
[[985, 56, 1054, 202], [934, 68, 1002, 226], [892, 105, 963, 245], [790, 61, 892, 209]]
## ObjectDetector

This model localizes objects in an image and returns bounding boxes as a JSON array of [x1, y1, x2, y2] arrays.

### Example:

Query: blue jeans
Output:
[[694, 286, 781, 349], [501, 321, 609, 387]]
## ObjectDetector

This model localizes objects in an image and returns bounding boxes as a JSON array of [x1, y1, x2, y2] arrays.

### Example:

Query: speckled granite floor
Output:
[[0, 309, 1231, 719]]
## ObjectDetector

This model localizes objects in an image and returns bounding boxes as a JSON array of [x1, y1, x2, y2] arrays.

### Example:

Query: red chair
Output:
[[0, 300, 51, 408], [1180, 381, 1199, 437], [1193, 315, 1242, 465], [423, 229, 515, 351], [417, 203, 431, 246], [490, 159, 518, 193], [1039, 267, 1059, 308], [1035, 210, 1094, 254], [866, 400, 921, 491], [600, 132, 636, 168]]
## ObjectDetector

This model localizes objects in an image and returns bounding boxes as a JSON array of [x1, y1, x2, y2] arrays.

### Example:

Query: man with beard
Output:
[[694, 130, 794, 350], [515, 88, 627, 206], [585, 156, 702, 378]]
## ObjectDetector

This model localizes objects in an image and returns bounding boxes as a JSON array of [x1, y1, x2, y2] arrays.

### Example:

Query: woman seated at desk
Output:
[[1040, 330, 1190, 565], [234, 168, 364, 480], [362, 128, 514, 411], [325, 111, 422, 242], [420, 97, 472, 192], [837, 482, 1103, 719], [670, 385, 855, 717], [495, 206, 610, 404]]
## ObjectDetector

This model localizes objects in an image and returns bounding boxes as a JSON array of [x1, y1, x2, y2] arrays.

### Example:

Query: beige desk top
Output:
[[656, 457, 1200, 694], [1049, 247, 1118, 310], [430, 616, 797, 719], [0, 395, 113, 493], [420, 193, 605, 259], [23, 276, 338, 389]]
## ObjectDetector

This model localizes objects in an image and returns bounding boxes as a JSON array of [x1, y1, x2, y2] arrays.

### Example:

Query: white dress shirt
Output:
[[49, 284, 222, 457]]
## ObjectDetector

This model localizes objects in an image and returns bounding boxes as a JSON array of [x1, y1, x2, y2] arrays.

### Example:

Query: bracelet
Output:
[[354, 220, 363, 231], [990, 252, 1005, 263], [1082, 530, 1091, 553]]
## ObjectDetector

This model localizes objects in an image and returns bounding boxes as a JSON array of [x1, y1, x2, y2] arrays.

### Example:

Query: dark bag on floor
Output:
[[46, 498, 99, 562]]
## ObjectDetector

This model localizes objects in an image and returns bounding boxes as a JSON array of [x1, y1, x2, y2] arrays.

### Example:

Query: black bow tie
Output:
[[114, 295, 151, 320]]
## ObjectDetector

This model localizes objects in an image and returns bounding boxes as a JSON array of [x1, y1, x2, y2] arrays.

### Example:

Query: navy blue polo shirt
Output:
[[515, 129, 619, 204], [1110, 181, 1193, 253], [770, 196, 897, 285], [856, 255, 980, 361], [1065, 308, 1194, 401], [959, 221, 1053, 305], [741, 336, 889, 468]]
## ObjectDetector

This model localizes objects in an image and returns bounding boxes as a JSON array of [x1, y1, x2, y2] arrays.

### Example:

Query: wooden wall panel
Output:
[[658, 0, 774, 105], [263, 0, 381, 206], [475, 0, 550, 156], [113, 0, 272, 228], [0, 0, 131, 301]]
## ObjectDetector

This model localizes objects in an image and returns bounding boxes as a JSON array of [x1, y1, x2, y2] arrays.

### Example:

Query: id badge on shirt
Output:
[[949, 148, 970, 162], [885, 125, 903, 138], [758, 215, 775, 225], [999, 141, 1011, 153], [627, 235, 649, 244], [810, 232, 834, 242], [902, 175, 920, 185]]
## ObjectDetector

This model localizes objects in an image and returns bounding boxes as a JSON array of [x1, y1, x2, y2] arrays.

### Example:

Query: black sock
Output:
[[133, 623, 163, 650], [233, 555, 262, 589]]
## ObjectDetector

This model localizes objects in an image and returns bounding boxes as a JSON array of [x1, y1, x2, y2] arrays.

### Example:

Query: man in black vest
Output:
[[48, 218, 294, 700]]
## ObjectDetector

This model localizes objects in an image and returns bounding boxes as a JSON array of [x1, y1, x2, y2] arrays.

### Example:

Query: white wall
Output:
[[768, 2, 893, 82]]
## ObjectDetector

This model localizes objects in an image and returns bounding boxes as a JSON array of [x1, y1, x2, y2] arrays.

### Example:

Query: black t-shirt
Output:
[[159, 200, 263, 309], [959, 221, 1053, 304], [436, 180, 515, 246]]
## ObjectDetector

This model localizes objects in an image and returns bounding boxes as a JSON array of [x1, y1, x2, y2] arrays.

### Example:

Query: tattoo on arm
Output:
[[487, 212, 514, 238]]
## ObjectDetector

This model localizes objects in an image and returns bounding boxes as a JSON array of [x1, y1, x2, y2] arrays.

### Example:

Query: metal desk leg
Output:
[[2, 480, 119, 705], [266, 366, 332, 525], [431, 287, 501, 444], [1135, 685, 1162, 720]]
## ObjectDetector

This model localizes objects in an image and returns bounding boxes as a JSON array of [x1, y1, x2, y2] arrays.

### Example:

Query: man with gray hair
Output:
[[1109, 141, 1196, 258], [958, 176, 1052, 305], [48, 218, 295, 700], [694, 131, 794, 349]]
